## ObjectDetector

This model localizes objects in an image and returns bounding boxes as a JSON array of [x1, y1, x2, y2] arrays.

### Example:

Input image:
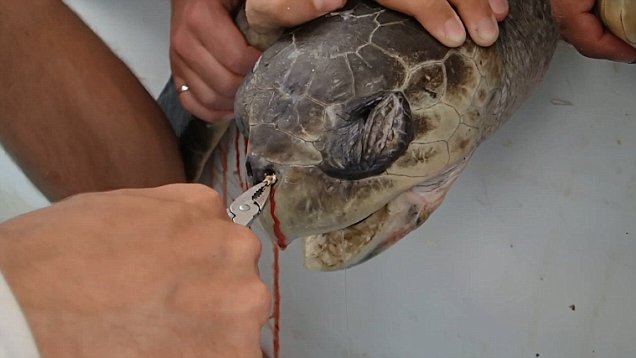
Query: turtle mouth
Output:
[[301, 163, 467, 271], [302, 198, 413, 271]]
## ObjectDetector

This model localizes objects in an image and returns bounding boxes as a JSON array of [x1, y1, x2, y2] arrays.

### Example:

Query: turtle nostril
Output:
[[252, 166, 277, 185], [246, 156, 277, 185], [246, 161, 254, 179], [263, 167, 277, 179]]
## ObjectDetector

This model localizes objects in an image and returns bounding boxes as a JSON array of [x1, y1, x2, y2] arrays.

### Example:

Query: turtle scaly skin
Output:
[[229, 0, 559, 271]]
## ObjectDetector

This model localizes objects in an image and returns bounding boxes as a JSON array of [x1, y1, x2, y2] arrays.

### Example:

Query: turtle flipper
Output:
[[158, 6, 283, 183], [157, 79, 231, 182], [179, 118, 231, 182]]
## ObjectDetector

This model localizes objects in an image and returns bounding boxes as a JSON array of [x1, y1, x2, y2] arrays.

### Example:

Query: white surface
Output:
[[1, 1, 635, 358], [275, 49, 636, 357], [0, 273, 39, 358]]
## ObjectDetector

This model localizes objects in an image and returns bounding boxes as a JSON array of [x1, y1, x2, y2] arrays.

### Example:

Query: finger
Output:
[[197, 3, 262, 76], [451, 0, 499, 46], [172, 41, 245, 99], [598, 0, 636, 47], [161, 183, 229, 217], [560, 12, 636, 62], [175, 80, 235, 122], [180, 94, 235, 123], [117, 184, 230, 218], [246, 0, 347, 32], [171, 63, 237, 121], [224, 228, 263, 268], [220, 322, 264, 358], [488, 0, 509, 21], [172, 77, 234, 122], [171, 73, 232, 122], [377, 0, 466, 47]]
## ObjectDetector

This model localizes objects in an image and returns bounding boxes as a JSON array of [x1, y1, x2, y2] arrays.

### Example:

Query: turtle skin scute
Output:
[[234, 0, 559, 270]]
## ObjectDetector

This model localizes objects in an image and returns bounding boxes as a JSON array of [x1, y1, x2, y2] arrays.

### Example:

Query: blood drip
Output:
[[269, 188, 288, 358], [217, 143, 228, 206], [234, 131, 246, 190], [272, 245, 281, 358], [269, 188, 288, 249]]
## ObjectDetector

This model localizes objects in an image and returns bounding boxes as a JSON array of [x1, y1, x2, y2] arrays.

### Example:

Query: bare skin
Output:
[[0, 184, 270, 357], [171, 0, 509, 122], [245, 0, 508, 46], [551, 0, 636, 62], [0, 0, 185, 202], [170, 0, 262, 122]]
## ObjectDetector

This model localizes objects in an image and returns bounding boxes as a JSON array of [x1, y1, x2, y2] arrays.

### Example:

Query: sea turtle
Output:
[[177, 0, 629, 271], [230, 0, 557, 271]]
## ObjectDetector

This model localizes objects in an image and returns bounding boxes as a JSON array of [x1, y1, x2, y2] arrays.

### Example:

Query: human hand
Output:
[[245, 0, 509, 47], [0, 184, 270, 357], [170, 0, 261, 122], [551, 0, 636, 62], [597, 0, 636, 48]]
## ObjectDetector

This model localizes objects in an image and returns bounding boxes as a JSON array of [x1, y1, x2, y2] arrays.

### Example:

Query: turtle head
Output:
[[246, 91, 413, 183], [241, 90, 418, 246], [234, 1, 496, 270], [236, 76, 468, 271]]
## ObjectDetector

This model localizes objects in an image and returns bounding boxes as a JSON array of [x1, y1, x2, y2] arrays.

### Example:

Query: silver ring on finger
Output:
[[177, 83, 190, 94]]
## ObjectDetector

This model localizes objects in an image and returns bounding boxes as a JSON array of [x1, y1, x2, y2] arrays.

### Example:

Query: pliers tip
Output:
[[227, 174, 277, 227]]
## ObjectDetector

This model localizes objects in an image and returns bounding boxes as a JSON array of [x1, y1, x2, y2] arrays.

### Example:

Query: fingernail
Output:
[[313, 0, 344, 12], [476, 16, 499, 45], [489, 0, 508, 15], [443, 17, 466, 47]]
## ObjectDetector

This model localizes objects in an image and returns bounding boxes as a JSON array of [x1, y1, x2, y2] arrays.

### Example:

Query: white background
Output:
[[1, 1, 635, 357]]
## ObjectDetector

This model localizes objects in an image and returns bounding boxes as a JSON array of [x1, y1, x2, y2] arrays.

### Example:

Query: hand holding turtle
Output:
[[245, 0, 509, 47], [551, 0, 636, 62], [170, 0, 261, 122], [0, 185, 270, 357]]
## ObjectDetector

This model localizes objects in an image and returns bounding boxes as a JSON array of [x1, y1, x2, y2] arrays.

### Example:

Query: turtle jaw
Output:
[[302, 163, 466, 271]]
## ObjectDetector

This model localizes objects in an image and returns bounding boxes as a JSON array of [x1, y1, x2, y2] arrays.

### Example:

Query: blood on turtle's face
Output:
[[242, 89, 419, 237], [239, 87, 442, 271], [234, 1, 499, 270]]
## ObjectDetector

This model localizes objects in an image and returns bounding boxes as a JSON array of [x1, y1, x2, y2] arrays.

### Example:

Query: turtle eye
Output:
[[317, 91, 414, 180]]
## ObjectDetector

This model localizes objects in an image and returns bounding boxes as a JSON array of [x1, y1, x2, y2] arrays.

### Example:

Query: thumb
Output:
[[246, 0, 346, 33]]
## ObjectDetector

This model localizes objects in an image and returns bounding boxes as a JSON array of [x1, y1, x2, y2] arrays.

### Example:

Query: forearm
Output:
[[0, 0, 185, 201]]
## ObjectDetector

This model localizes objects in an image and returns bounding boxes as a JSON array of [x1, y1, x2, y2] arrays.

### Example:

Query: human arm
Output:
[[0, 0, 185, 202], [0, 184, 270, 357], [551, 0, 636, 62]]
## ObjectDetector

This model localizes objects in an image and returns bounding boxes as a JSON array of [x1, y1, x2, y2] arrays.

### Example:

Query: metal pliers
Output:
[[227, 174, 277, 227]]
